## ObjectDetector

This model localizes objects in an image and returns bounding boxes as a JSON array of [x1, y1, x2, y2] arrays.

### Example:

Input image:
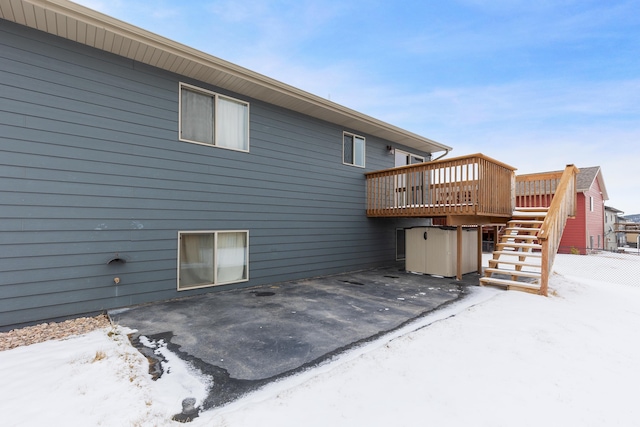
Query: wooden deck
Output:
[[365, 153, 516, 225], [366, 155, 579, 294]]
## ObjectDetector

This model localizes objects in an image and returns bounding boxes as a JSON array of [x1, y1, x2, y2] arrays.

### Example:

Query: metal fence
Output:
[[481, 246, 639, 288], [551, 249, 640, 288]]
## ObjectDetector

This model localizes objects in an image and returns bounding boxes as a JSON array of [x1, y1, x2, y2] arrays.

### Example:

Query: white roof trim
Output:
[[0, 0, 452, 154]]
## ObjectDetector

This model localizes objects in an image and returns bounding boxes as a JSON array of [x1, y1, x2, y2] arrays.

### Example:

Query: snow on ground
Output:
[[0, 325, 210, 426], [1, 253, 639, 426]]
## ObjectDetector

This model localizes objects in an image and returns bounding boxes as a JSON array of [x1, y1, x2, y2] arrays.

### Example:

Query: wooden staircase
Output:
[[480, 164, 580, 296], [480, 207, 547, 293]]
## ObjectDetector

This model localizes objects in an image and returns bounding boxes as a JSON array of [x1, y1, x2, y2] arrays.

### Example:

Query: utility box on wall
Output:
[[405, 226, 478, 277]]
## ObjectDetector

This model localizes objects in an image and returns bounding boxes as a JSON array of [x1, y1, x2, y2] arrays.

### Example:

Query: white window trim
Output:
[[590, 196, 594, 212], [178, 82, 250, 153], [177, 230, 249, 291], [394, 149, 425, 166], [342, 131, 366, 168]]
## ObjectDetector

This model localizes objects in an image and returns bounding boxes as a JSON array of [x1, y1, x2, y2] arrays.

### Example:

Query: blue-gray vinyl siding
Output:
[[0, 19, 431, 330]]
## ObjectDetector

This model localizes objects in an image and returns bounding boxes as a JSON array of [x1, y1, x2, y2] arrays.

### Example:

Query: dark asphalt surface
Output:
[[109, 266, 480, 409]]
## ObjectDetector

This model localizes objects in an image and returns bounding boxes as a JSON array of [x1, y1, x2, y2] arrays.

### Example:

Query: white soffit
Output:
[[0, 0, 452, 154]]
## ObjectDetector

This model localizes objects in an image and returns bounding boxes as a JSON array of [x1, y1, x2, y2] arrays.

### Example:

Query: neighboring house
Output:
[[515, 166, 609, 255], [559, 166, 609, 254], [604, 206, 625, 250], [620, 222, 640, 248], [0, 1, 452, 329], [627, 231, 640, 248], [620, 214, 640, 248]]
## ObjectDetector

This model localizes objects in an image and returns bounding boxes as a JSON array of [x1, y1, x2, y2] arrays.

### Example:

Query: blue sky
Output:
[[75, 0, 640, 214]]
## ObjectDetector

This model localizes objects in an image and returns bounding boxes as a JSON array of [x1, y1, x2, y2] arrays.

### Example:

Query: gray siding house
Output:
[[0, 0, 451, 330]]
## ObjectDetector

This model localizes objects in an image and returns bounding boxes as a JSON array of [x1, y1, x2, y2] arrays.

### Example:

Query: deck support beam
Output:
[[456, 225, 463, 281], [477, 225, 483, 274]]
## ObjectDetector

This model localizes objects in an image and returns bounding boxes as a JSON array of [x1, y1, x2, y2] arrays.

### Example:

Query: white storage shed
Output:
[[406, 226, 479, 277]]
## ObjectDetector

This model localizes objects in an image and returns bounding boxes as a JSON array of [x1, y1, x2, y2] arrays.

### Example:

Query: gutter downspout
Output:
[[431, 149, 450, 162]]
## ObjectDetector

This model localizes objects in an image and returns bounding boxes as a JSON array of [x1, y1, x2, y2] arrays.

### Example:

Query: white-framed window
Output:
[[179, 82, 249, 152], [177, 230, 249, 290], [343, 132, 365, 167], [590, 196, 594, 212], [394, 149, 425, 167], [394, 149, 426, 206]]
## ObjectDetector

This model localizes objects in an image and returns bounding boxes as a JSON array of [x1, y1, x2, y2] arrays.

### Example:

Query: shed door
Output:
[[405, 228, 428, 273]]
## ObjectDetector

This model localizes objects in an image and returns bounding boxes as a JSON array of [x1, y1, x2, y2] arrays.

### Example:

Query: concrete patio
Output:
[[109, 265, 482, 410]]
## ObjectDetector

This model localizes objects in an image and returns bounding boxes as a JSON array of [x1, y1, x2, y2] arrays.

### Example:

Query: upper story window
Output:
[[179, 83, 249, 152], [590, 196, 594, 212], [343, 132, 365, 167], [395, 149, 425, 167]]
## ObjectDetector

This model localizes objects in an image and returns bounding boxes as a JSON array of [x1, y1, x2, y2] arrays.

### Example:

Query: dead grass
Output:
[[92, 350, 107, 362], [0, 314, 112, 351]]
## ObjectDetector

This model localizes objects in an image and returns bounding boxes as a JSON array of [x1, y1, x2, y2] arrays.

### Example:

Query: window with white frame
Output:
[[395, 149, 425, 167], [179, 83, 249, 151], [590, 196, 594, 212], [178, 230, 248, 290], [343, 132, 365, 167]]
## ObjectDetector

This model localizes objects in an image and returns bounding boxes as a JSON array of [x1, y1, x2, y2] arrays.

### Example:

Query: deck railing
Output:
[[366, 153, 516, 219], [515, 170, 564, 207], [536, 165, 579, 296]]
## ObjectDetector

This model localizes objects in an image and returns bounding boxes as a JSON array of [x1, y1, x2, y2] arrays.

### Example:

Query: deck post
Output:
[[540, 238, 549, 296], [456, 225, 462, 280], [477, 225, 482, 274]]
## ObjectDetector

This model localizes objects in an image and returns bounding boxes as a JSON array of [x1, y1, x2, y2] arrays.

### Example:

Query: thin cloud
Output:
[[202, 0, 350, 57], [397, 1, 640, 56]]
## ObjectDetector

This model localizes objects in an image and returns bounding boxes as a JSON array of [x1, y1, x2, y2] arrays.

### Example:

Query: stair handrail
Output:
[[537, 164, 579, 295]]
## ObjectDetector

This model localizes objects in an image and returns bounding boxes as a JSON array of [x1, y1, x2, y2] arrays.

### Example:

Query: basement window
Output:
[[178, 230, 249, 290]]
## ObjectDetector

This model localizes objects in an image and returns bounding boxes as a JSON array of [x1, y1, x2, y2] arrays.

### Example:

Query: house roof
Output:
[[0, 0, 452, 155], [604, 206, 624, 215], [575, 166, 609, 200]]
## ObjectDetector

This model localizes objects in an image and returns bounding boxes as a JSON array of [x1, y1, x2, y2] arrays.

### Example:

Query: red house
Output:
[[560, 166, 609, 254]]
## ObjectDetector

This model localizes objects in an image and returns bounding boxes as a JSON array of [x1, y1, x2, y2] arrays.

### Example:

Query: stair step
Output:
[[508, 220, 544, 225], [515, 207, 549, 212], [489, 259, 541, 268], [479, 277, 541, 293], [492, 250, 542, 258], [501, 235, 538, 241], [497, 242, 542, 250], [512, 211, 547, 218], [484, 268, 541, 279], [504, 227, 541, 234]]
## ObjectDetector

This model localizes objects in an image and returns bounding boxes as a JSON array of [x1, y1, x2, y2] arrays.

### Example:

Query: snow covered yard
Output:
[[0, 325, 209, 426], [1, 253, 639, 426]]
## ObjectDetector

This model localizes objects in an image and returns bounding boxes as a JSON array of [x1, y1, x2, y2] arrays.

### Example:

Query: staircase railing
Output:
[[536, 165, 579, 295]]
